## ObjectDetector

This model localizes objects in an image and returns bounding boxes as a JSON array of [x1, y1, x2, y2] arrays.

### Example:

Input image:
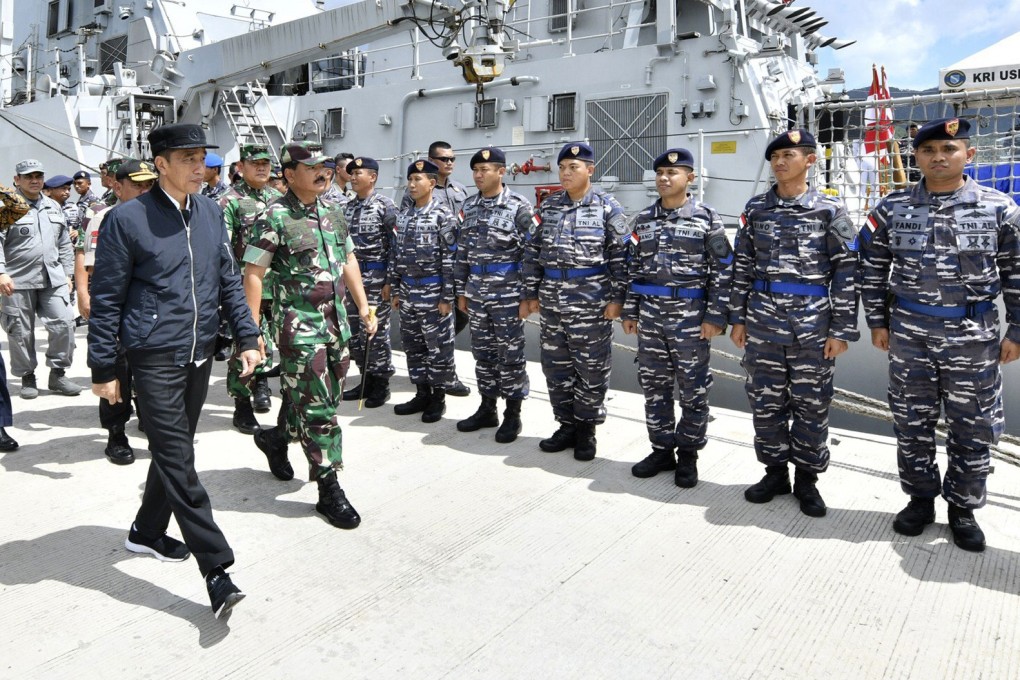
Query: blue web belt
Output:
[[753, 279, 828, 297], [470, 262, 521, 274], [543, 265, 607, 280], [895, 296, 994, 319], [403, 275, 442, 286], [359, 261, 386, 271], [630, 282, 705, 300]]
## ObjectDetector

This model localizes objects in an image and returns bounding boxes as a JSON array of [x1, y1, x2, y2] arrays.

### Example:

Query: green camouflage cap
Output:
[[105, 157, 130, 174], [240, 143, 272, 161], [279, 142, 328, 166]]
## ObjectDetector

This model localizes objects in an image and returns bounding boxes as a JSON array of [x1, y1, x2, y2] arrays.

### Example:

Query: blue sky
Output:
[[812, 0, 1020, 90]]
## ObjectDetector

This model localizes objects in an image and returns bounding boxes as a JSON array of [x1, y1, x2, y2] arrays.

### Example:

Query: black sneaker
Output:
[[206, 567, 245, 619], [125, 524, 191, 562]]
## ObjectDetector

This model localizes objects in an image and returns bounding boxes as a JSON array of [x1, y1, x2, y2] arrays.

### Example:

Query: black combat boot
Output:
[[457, 396, 499, 432], [495, 399, 523, 444], [422, 387, 447, 423], [892, 496, 936, 536], [342, 373, 371, 401], [539, 421, 576, 452], [744, 464, 792, 503], [573, 422, 597, 461], [0, 427, 18, 452], [104, 424, 135, 465], [253, 426, 294, 481], [792, 468, 826, 517], [447, 376, 471, 397], [947, 503, 985, 552], [674, 448, 699, 488], [394, 384, 431, 415], [631, 446, 676, 478], [232, 397, 259, 434], [315, 471, 361, 529], [252, 375, 272, 413], [365, 375, 391, 408]]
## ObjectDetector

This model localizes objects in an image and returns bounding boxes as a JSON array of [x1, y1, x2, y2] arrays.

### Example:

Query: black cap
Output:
[[653, 148, 695, 170], [913, 118, 971, 148], [557, 142, 595, 164], [73, 170, 91, 181], [470, 147, 506, 168], [346, 157, 379, 174], [407, 159, 439, 178], [148, 124, 219, 156], [116, 159, 159, 182], [764, 129, 817, 160]]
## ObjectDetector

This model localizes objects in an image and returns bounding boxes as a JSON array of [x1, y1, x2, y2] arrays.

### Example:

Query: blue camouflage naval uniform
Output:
[[730, 185, 860, 472], [860, 177, 1020, 508], [522, 186, 629, 425], [454, 184, 534, 400], [343, 189, 397, 378], [390, 197, 457, 390], [623, 197, 733, 452]]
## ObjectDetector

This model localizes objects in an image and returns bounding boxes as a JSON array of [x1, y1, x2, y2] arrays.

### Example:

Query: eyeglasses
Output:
[[431, 156, 456, 163]]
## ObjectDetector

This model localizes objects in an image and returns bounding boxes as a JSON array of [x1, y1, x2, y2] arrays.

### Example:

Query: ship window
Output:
[[549, 0, 578, 33], [325, 108, 345, 138], [47, 0, 75, 35], [98, 35, 128, 74], [47, 2, 61, 36], [550, 93, 577, 131], [586, 93, 668, 183], [477, 99, 497, 128]]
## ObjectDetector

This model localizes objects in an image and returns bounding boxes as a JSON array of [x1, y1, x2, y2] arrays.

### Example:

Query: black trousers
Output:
[[131, 358, 233, 577], [98, 346, 132, 430]]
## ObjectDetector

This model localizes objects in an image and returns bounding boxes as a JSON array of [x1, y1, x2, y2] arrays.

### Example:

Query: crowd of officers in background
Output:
[[0, 117, 1017, 603]]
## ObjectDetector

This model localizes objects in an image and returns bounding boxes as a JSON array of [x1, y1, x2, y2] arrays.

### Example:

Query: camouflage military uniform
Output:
[[61, 202, 81, 237], [343, 190, 397, 379], [401, 178, 469, 216], [75, 188, 101, 214], [522, 186, 629, 425], [730, 186, 859, 472], [218, 180, 282, 398], [454, 184, 534, 400], [202, 179, 230, 201], [390, 197, 457, 389], [0, 184, 29, 231], [244, 191, 354, 480], [860, 177, 1020, 508], [622, 197, 733, 452], [322, 183, 354, 207]]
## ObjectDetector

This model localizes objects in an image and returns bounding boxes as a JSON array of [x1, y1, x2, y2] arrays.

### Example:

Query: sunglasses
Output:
[[431, 156, 456, 163]]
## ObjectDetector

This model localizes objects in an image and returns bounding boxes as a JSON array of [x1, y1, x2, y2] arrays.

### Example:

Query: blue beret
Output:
[[557, 142, 595, 164], [407, 159, 439, 178], [653, 148, 695, 170], [43, 174, 73, 189], [346, 156, 379, 174], [72, 170, 91, 181], [912, 118, 971, 149], [204, 152, 224, 168], [470, 146, 506, 168], [323, 158, 336, 170], [764, 129, 816, 160]]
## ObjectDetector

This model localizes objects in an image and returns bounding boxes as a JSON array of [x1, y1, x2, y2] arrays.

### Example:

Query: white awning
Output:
[[939, 32, 1020, 91]]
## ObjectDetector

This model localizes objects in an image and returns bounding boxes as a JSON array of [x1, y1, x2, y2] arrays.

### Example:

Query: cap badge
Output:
[[481, 149, 491, 160], [139, 162, 153, 173], [415, 161, 424, 171], [668, 152, 678, 164], [946, 119, 959, 137], [788, 130, 801, 144], [570, 145, 580, 156], [355, 159, 363, 167]]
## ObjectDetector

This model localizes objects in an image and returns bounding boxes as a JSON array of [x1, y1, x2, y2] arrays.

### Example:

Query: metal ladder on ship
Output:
[[219, 81, 284, 165]]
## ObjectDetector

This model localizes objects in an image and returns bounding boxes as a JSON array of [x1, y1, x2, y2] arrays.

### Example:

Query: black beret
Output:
[[407, 159, 439, 178], [148, 124, 218, 156], [470, 146, 506, 168], [912, 117, 971, 149], [73, 170, 91, 181], [346, 156, 379, 174], [557, 142, 594, 164], [653, 148, 695, 170], [764, 129, 816, 160]]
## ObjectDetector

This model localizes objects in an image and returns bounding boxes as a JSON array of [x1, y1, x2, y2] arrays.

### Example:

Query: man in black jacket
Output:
[[88, 124, 262, 620]]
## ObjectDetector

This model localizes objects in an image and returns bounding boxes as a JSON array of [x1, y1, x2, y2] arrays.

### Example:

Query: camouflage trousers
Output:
[[467, 295, 529, 400], [226, 299, 275, 399], [345, 270, 394, 378], [278, 342, 350, 481], [398, 298, 455, 388], [539, 305, 611, 425], [636, 305, 712, 451], [741, 335, 834, 472], [889, 331, 1001, 509]]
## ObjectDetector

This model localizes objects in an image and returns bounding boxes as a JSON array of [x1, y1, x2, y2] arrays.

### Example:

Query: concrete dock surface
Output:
[[2, 347, 1019, 680]]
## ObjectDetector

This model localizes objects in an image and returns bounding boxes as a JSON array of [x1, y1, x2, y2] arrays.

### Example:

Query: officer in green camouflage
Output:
[[218, 143, 282, 433], [243, 141, 376, 530]]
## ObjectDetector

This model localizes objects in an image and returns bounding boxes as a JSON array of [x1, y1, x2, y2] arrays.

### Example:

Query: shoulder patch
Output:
[[831, 214, 856, 245], [707, 231, 733, 263]]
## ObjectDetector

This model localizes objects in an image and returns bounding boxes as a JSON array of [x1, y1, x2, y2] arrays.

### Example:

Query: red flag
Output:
[[864, 64, 895, 162]]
